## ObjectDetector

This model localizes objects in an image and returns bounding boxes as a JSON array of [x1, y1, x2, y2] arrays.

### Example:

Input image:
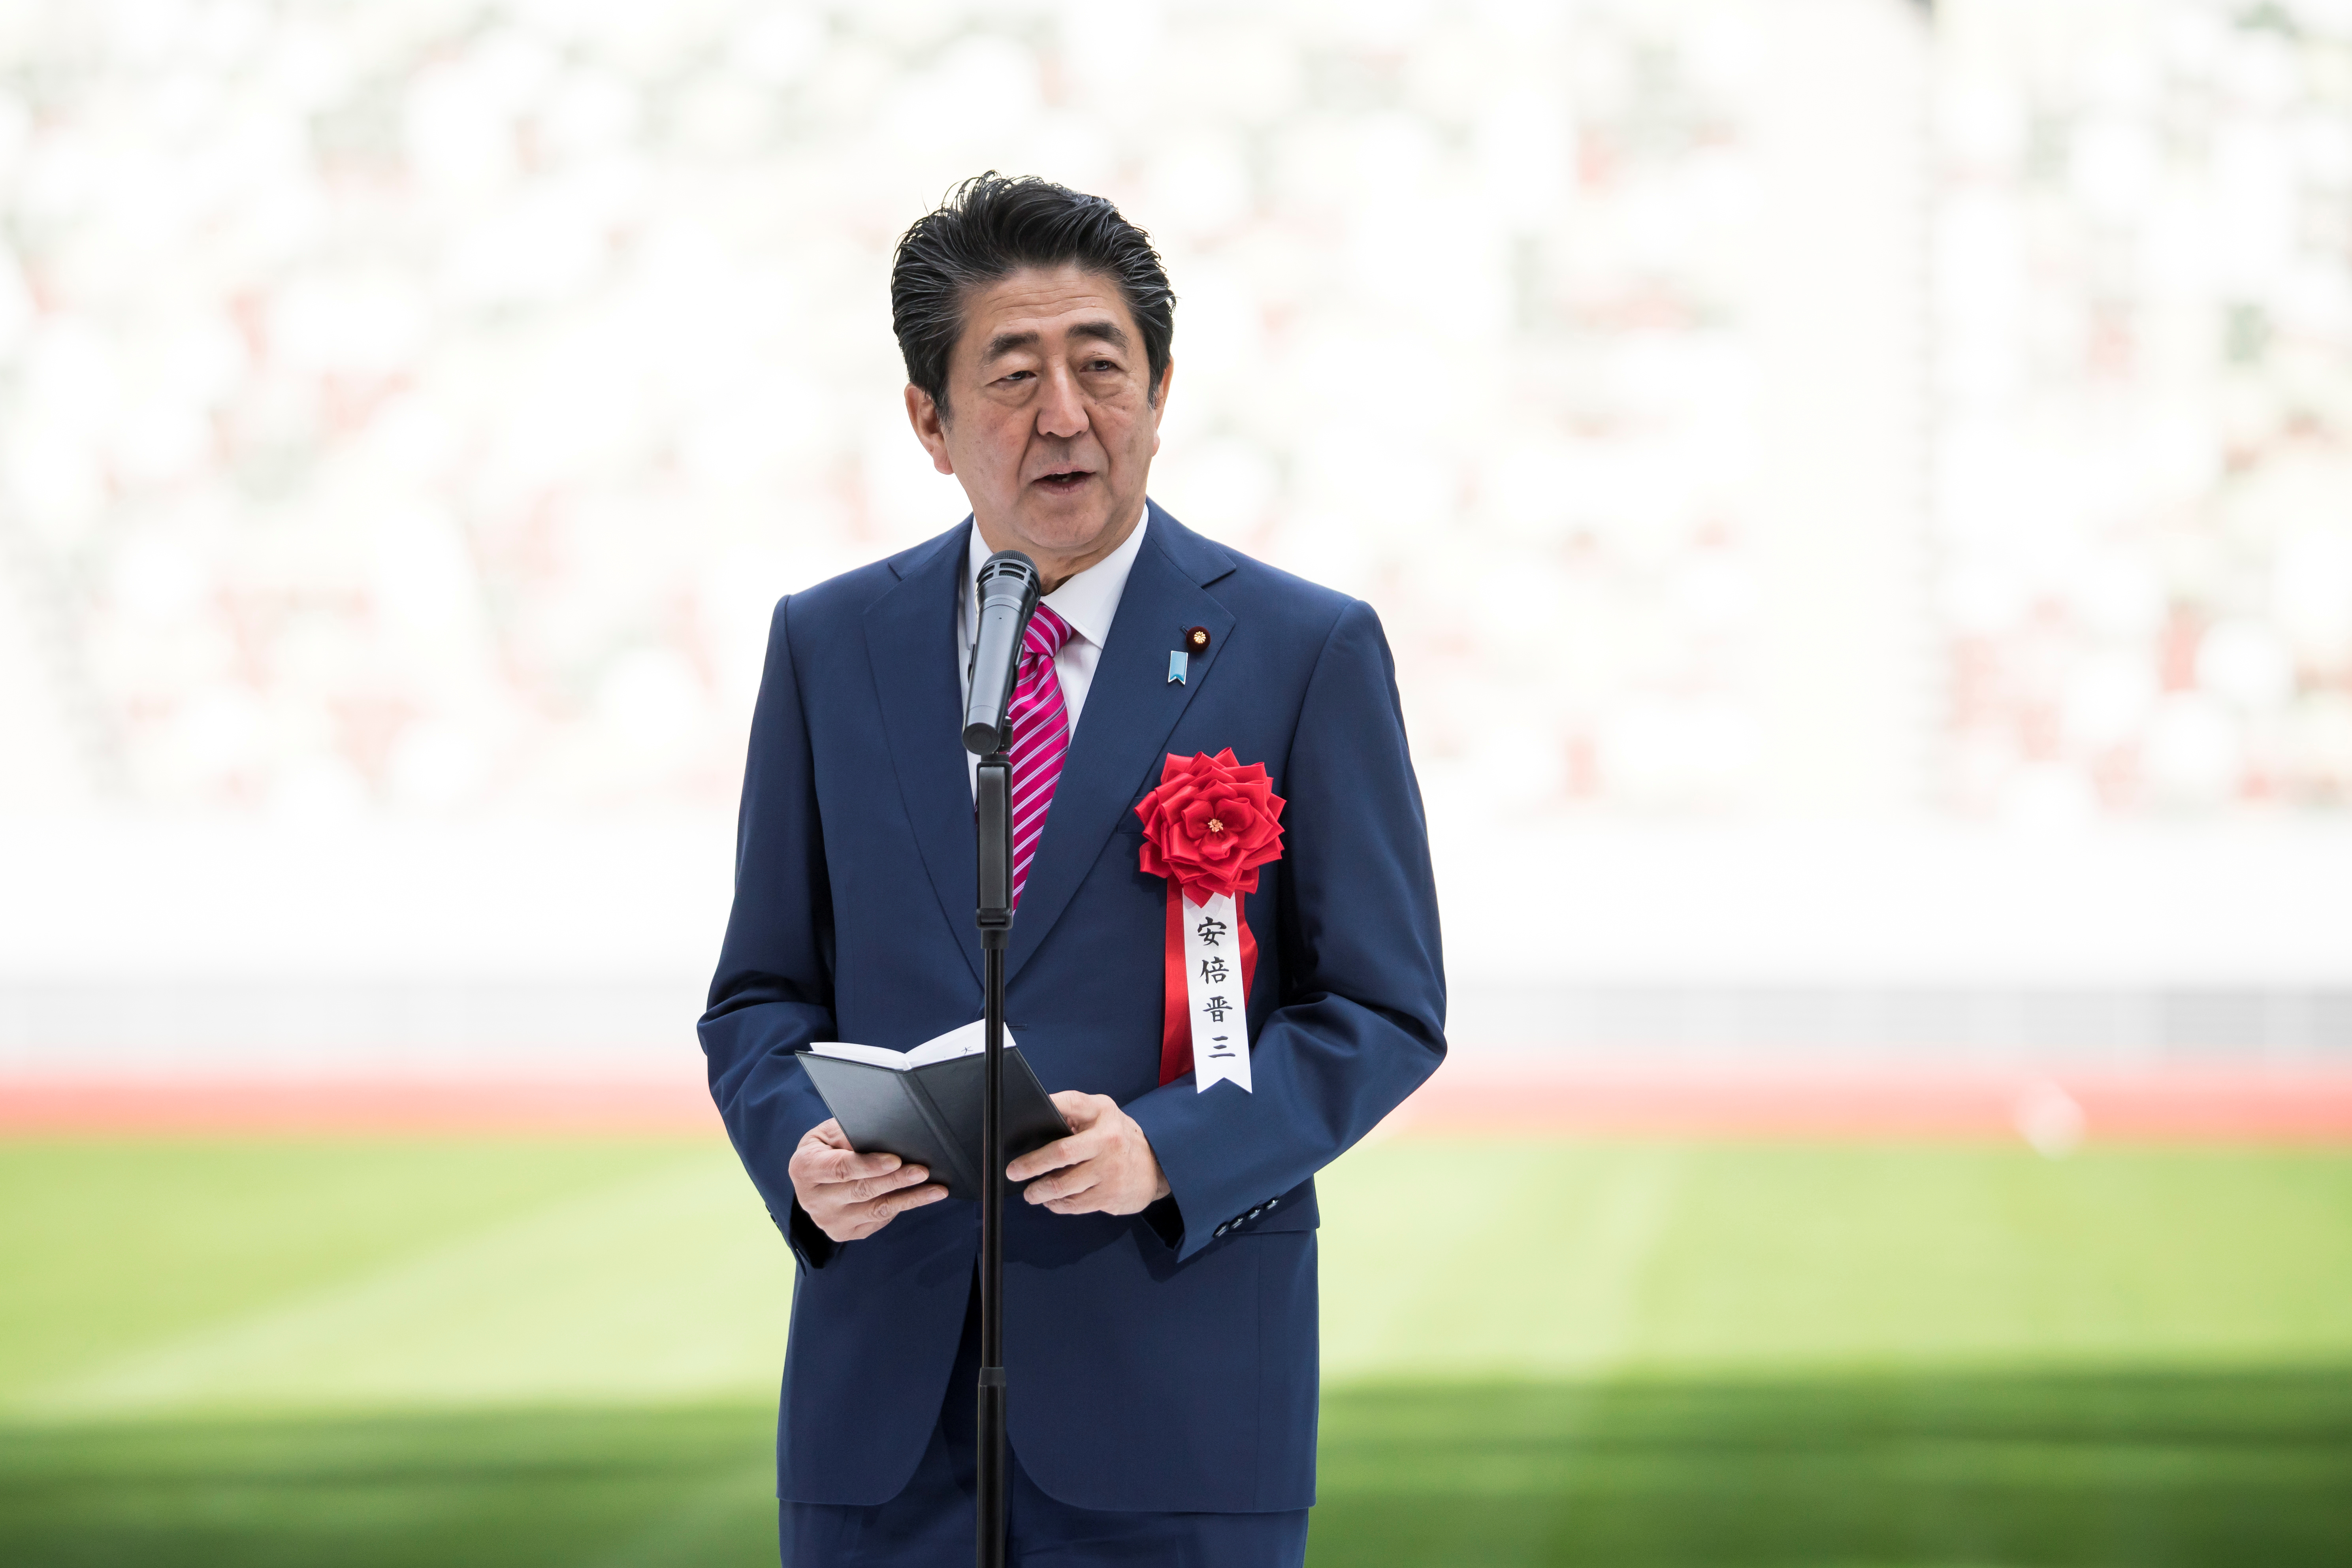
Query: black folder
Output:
[[795, 1040, 1070, 1202]]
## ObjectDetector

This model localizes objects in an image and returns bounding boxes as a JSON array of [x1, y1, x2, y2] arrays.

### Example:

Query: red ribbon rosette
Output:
[[1135, 749, 1285, 1084]]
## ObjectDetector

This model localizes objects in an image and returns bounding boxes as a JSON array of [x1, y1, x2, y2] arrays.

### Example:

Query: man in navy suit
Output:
[[700, 173, 1445, 1566]]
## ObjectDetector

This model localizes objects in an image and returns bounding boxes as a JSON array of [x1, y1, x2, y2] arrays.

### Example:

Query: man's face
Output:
[[906, 264, 1170, 582]]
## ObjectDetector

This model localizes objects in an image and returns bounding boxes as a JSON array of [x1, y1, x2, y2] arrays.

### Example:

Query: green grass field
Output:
[[3, 1136, 2348, 1565]]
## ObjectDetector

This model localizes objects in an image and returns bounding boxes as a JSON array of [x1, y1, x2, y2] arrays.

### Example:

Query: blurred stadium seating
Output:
[[0, 0, 2347, 1093]]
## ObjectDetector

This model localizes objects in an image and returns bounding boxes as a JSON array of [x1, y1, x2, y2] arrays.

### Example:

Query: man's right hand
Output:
[[788, 1119, 949, 1243]]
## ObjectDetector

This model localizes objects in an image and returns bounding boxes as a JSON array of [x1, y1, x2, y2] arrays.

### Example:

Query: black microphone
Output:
[[964, 550, 1043, 755]]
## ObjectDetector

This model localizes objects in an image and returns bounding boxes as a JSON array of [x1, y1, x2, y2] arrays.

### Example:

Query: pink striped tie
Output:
[[1007, 603, 1075, 909]]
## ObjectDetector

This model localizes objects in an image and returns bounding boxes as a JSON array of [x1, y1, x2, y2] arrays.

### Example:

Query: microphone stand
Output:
[[962, 545, 1037, 1567], [973, 747, 1013, 1568]]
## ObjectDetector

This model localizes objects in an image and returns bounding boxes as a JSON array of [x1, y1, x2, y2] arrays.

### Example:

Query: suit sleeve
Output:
[[699, 595, 844, 1269], [1126, 599, 1446, 1260]]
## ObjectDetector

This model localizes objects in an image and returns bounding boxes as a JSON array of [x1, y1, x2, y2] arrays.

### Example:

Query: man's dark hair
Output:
[[890, 173, 1175, 418]]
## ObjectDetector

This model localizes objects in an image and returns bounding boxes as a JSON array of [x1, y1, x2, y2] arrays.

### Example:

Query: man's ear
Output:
[[1148, 357, 1173, 457], [905, 384, 955, 476]]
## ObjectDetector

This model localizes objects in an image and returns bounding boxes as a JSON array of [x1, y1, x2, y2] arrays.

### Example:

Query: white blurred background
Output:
[[2, 0, 2349, 1083]]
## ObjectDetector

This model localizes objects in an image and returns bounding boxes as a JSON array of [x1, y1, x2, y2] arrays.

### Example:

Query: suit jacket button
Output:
[[1266, 1198, 1279, 1209], [1214, 1223, 1229, 1237]]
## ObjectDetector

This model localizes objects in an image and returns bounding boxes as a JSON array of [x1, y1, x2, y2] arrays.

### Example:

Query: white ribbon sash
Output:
[[1181, 891, 1252, 1093]]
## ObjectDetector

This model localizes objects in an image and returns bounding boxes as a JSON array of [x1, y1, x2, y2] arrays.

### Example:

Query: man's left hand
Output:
[[1007, 1091, 1172, 1216]]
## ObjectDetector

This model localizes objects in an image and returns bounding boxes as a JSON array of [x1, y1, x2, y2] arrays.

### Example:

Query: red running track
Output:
[[0, 1077, 728, 1137], [4, 1064, 2351, 1143], [1379, 1064, 2352, 1144]]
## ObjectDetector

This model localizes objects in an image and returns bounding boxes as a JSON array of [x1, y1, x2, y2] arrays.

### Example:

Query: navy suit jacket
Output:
[[699, 502, 1445, 1513]]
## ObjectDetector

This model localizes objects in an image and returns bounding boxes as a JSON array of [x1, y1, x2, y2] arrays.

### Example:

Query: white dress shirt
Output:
[[958, 510, 1151, 794]]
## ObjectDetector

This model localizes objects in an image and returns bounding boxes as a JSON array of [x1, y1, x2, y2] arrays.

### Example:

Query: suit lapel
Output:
[[864, 523, 985, 993], [1007, 505, 1237, 982]]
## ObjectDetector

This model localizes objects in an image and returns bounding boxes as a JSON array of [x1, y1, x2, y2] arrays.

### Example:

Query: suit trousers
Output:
[[780, 1276, 1311, 1567]]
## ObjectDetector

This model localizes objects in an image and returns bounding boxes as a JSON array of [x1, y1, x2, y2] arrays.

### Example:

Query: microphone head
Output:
[[976, 549, 1041, 607], [964, 549, 1044, 755]]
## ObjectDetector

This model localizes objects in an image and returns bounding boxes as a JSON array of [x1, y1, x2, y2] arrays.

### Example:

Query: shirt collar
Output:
[[964, 507, 1150, 650]]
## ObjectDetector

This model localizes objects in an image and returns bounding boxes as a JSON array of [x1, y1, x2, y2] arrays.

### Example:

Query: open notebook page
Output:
[[806, 1019, 1013, 1071]]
